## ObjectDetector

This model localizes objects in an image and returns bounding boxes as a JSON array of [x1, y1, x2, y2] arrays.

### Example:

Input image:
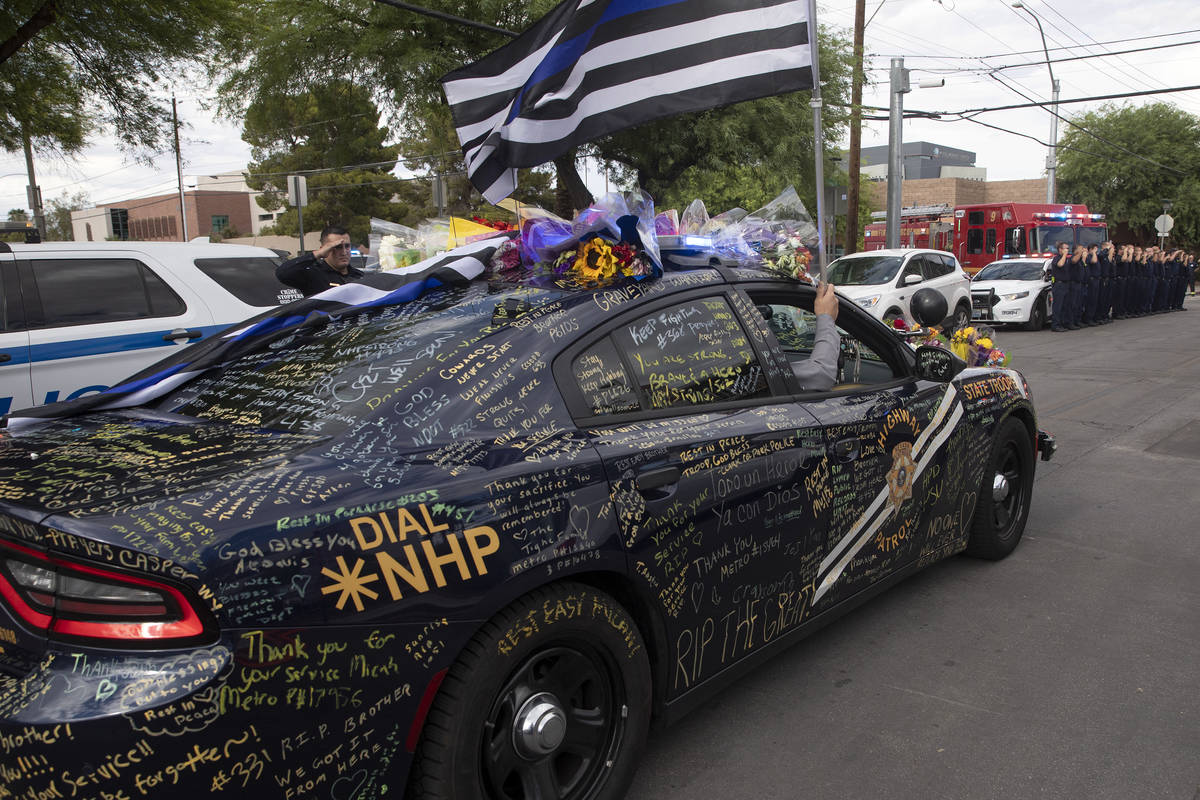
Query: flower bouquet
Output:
[[940, 326, 1008, 367], [497, 190, 662, 289]]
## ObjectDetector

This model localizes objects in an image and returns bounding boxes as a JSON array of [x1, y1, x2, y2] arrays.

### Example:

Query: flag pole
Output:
[[807, 0, 828, 284]]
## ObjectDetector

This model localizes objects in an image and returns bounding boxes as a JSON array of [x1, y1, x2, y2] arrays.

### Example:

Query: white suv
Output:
[[827, 248, 972, 329], [0, 241, 302, 416]]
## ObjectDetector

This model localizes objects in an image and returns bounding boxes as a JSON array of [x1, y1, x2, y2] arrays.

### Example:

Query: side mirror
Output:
[[1043, 270, 1051, 282], [902, 273, 924, 286], [909, 287, 948, 328], [914, 345, 966, 382]]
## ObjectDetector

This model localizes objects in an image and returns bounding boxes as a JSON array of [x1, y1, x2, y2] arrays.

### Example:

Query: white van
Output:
[[0, 241, 301, 416]]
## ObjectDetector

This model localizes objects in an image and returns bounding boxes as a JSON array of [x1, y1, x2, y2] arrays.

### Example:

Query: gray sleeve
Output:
[[790, 313, 839, 391]]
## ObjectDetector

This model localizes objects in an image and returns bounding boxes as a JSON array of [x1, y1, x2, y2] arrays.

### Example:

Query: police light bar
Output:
[[1031, 212, 1106, 221], [680, 235, 712, 248]]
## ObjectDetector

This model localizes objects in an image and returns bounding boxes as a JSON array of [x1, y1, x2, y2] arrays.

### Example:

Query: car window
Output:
[[967, 228, 984, 255], [827, 255, 902, 285], [194, 257, 298, 306], [572, 337, 641, 416], [938, 254, 960, 273], [751, 293, 901, 389], [901, 258, 924, 281], [28, 259, 186, 329], [0, 262, 21, 332], [986, 228, 997, 255], [575, 296, 769, 414]]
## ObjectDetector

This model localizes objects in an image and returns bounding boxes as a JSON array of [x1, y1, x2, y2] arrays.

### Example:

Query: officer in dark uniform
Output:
[[1133, 247, 1148, 315], [1067, 244, 1087, 328], [1050, 242, 1072, 332], [275, 225, 365, 297], [1081, 244, 1101, 325], [1153, 249, 1169, 312], [1171, 250, 1188, 309], [1112, 244, 1129, 319], [1098, 242, 1114, 323]]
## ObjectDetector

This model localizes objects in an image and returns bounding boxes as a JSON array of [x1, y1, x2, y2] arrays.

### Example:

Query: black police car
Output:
[[0, 243, 1052, 800]]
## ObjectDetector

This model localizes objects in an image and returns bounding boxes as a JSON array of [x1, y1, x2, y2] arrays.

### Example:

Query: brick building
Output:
[[71, 172, 281, 242], [868, 176, 1050, 211]]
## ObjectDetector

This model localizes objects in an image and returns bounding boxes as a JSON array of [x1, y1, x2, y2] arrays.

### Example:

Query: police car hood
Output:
[[971, 278, 1042, 294]]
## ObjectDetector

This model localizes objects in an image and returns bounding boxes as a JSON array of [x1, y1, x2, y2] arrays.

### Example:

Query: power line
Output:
[[871, 27, 1200, 61], [983, 73, 1187, 175], [907, 38, 1200, 76], [862, 82, 1200, 117]]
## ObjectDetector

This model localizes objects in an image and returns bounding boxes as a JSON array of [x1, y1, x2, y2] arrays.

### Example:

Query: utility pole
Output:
[[21, 125, 46, 240], [173, 96, 189, 241], [844, 0, 866, 255], [1046, 79, 1060, 203], [1012, 2, 1058, 203], [885, 57, 910, 249]]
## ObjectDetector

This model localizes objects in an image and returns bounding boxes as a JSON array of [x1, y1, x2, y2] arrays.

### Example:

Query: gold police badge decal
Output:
[[878, 408, 921, 514]]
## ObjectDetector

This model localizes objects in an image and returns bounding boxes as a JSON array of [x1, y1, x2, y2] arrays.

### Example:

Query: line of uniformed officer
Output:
[[1051, 241, 1192, 331]]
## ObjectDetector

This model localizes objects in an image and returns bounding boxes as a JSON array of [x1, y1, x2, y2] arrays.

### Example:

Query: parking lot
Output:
[[628, 301, 1200, 800]]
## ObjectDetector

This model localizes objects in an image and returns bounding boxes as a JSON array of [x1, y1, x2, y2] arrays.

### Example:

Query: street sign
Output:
[[287, 175, 309, 208], [1154, 214, 1174, 235]]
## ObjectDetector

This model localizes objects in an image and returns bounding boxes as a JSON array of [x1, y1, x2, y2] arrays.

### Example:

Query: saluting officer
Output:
[[1050, 242, 1073, 332]]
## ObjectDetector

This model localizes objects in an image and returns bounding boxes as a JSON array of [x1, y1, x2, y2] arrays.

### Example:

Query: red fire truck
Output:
[[864, 202, 1108, 273]]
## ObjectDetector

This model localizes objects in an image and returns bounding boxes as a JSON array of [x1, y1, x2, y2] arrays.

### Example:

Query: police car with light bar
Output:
[[0, 241, 300, 415], [971, 256, 1053, 330]]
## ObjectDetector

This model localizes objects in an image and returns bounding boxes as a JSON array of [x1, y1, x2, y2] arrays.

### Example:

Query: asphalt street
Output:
[[627, 299, 1200, 800]]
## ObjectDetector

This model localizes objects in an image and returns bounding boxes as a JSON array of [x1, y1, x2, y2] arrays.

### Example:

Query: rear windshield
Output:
[[827, 255, 902, 285], [193, 257, 299, 307], [974, 262, 1045, 281]]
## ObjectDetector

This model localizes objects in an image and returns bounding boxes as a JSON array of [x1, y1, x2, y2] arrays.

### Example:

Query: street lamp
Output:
[[1012, 1, 1059, 204]]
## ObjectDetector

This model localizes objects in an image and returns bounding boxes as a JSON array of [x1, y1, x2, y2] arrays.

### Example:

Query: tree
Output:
[[1, 0, 241, 156], [243, 82, 415, 245], [43, 191, 89, 241], [218, 3, 855, 218], [1056, 103, 1200, 248]]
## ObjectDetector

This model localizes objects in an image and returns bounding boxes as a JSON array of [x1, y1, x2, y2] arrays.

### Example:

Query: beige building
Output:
[[70, 173, 281, 242]]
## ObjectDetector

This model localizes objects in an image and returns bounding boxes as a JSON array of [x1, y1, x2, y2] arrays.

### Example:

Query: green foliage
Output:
[[243, 81, 413, 244], [2, 0, 243, 156], [44, 191, 89, 241], [1056, 103, 1200, 248], [219, 6, 855, 220], [0, 48, 89, 156]]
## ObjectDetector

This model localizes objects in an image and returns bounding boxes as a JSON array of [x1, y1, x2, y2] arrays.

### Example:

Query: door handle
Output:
[[0, 353, 10, 363], [635, 466, 679, 493], [163, 328, 203, 342], [832, 437, 860, 462]]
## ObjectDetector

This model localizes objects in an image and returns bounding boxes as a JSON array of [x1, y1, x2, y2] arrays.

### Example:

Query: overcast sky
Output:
[[2, 0, 1198, 217]]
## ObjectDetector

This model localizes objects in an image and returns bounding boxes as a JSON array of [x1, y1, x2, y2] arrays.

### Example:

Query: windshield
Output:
[[827, 255, 902, 285], [974, 261, 1046, 281], [1077, 226, 1108, 247], [1031, 224, 1108, 252]]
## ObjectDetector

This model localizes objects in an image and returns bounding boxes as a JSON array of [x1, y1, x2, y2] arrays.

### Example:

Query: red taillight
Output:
[[0, 538, 211, 645]]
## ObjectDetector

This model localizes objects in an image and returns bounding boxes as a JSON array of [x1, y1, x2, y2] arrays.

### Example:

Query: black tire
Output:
[[1023, 295, 1048, 331], [952, 302, 971, 331], [408, 582, 652, 800], [965, 417, 1034, 559]]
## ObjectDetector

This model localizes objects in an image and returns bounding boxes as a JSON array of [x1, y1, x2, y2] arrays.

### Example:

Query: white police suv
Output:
[[0, 241, 301, 415]]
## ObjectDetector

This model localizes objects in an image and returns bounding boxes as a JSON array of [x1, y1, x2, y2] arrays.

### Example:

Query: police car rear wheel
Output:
[[408, 582, 651, 800], [965, 417, 1033, 559]]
